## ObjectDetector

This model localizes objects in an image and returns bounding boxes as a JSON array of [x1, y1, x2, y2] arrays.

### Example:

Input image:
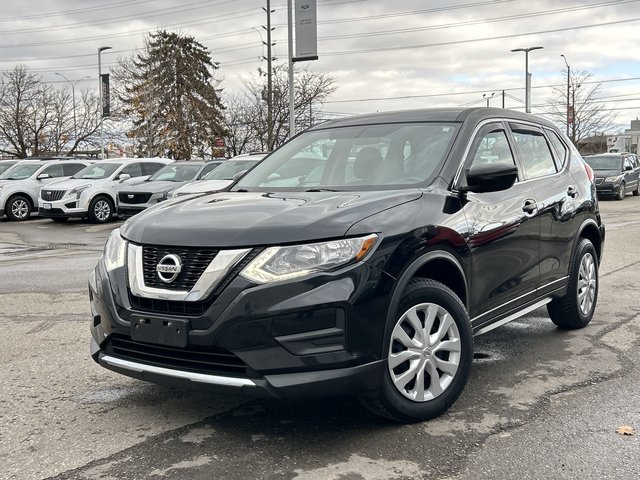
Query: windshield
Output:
[[72, 163, 121, 179], [0, 162, 17, 176], [203, 160, 258, 180], [149, 164, 201, 182], [0, 163, 41, 180], [585, 155, 623, 170], [234, 123, 458, 191]]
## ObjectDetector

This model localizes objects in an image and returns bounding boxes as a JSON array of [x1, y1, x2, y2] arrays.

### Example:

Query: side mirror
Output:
[[232, 170, 248, 181], [37, 173, 51, 180], [118, 173, 131, 182], [625, 165, 633, 171], [461, 163, 518, 194]]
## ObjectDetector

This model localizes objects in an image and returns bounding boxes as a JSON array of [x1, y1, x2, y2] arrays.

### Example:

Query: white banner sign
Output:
[[294, 0, 318, 61]]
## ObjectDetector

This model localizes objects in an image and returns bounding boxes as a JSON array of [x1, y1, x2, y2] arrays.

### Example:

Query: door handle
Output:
[[522, 199, 538, 216], [567, 185, 578, 198]]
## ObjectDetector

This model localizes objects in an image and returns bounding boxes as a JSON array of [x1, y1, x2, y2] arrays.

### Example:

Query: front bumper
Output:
[[39, 193, 90, 217], [89, 250, 390, 398], [595, 182, 621, 196]]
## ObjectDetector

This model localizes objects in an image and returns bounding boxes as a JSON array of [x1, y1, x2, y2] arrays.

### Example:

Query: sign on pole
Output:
[[101, 73, 110, 117], [294, 0, 318, 62]]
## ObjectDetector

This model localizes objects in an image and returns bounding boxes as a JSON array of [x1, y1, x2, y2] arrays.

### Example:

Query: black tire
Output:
[[51, 217, 69, 223], [360, 278, 473, 423], [5, 194, 32, 221], [547, 238, 598, 330], [632, 180, 639, 196], [88, 196, 114, 224], [616, 182, 625, 200]]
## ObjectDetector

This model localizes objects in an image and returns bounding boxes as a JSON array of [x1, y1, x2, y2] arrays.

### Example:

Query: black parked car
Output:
[[89, 108, 604, 422], [583, 153, 640, 200]]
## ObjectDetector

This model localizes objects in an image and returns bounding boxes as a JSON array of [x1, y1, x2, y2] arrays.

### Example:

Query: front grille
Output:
[[105, 335, 249, 376], [129, 249, 259, 317], [595, 178, 604, 185], [119, 192, 152, 204], [41, 190, 66, 201], [142, 246, 219, 291]]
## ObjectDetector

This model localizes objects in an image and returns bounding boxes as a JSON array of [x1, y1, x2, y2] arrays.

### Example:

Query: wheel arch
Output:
[[381, 250, 468, 355], [7, 191, 35, 209], [576, 219, 604, 264]]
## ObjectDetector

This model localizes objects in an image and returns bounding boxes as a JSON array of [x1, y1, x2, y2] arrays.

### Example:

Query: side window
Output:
[[120, 163, 143, 177], [624, 157, 633, 170], [199, 162, 220, 179], [42, 164, 64, 177], [142, 162, 165, 176], [545, 129, 568, 168], [470, 129, 516, 168], [509, 125, 557, 179], [63, 163, 86, 176]]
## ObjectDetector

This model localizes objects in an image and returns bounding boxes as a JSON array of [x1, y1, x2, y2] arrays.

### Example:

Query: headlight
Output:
[[241, 234, 378, 283], [70, 184, 91, 198], [103, 228, 127, 272], [604, 176, 621, 183]]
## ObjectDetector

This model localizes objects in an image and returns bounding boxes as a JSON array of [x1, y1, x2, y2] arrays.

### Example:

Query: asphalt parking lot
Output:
[[1, 198, 639, 480]]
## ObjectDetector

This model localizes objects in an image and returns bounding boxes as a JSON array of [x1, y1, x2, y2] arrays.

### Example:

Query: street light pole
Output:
[[98, 46, 112, 158], [55, 73, 90, 147], [511, 46, 544, 113], [561, 54, 571, 137], [483, 92, 495, 107]]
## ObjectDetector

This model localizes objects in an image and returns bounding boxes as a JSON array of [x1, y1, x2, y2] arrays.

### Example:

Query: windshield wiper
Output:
[[304, 188, 339, 192]]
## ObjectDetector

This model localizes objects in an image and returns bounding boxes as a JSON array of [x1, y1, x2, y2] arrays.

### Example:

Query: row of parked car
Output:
[[583, 152, 640, 200], [0, 153, 266, 223]]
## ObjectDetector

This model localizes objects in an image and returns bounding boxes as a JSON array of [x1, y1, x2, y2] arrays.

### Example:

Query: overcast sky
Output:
[[1, 0, 639, 132]]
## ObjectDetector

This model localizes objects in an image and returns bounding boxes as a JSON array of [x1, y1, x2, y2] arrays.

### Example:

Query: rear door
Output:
[[508, 123, 576, 296], [460, 122, 541, 325]]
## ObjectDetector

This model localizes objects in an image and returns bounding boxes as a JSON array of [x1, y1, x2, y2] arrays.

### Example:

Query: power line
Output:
[[0, 0, 154, 22]]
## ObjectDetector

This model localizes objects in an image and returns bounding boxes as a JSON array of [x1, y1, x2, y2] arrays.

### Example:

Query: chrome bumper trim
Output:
[[99, 354, 257, 388]]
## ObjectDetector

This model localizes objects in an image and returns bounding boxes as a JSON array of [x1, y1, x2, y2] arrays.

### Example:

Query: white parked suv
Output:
[[39, 158, 172, 223], [0, 159, 92, 221]]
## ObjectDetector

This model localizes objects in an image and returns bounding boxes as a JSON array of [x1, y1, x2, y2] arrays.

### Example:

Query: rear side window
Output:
[[199, 162, 221, 179], [142, 162, 166, 176], [509, 125, 557, 179], [545, 129, 568, 168], [63, 163, 86, 176]]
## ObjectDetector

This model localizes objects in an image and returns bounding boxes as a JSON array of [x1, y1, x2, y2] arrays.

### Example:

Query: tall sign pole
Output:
[[98, 46, 112, 158], [287, 0, 295, 139]]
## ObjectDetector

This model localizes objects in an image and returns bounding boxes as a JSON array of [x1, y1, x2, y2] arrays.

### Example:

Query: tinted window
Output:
[[236, 123, 458, 190], [510, 127, 557, 179], [624, 157, 633, 170], [42, 164, 65, 177], [121, 163, 143, 177], [198, 161, 222, 179], [545, 129, 568, 168], [64, 163, 87, 176], [204, 160, 258, 180], [584, 155, 622, 170], [470, 130, 516, 168], [142, 162, 166, 176]]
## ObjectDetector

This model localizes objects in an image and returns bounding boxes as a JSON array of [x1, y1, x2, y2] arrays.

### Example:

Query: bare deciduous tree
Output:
[[547, 69, 617, 145]]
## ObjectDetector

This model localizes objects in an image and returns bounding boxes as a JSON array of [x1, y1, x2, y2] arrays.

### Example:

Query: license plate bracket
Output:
[[130, 315, 189, 347], [43, 203, 52, 209]]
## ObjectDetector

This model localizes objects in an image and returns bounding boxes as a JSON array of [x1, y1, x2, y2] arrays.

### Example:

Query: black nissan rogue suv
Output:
[[89, 108, 604, 422]]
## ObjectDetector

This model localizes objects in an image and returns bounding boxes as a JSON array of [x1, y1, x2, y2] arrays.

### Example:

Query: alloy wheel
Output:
[[11, 199, 29, 219], [94, 200, 111, 222], [388, 302, 461, 402], [577, 252, 597, 316]]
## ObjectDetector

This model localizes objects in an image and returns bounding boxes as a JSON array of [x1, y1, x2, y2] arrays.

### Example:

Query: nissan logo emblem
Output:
[[156, 254, 182, 283]]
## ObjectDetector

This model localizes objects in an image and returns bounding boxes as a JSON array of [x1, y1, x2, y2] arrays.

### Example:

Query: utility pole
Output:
[[263, 1, 275, 151], [561, 54, 571, 137], [502, 90, 505, 108]]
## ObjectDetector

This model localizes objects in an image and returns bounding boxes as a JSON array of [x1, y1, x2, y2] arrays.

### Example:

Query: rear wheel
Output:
[[547, 238, 598, 329], [360, 278, 473, 423], [88, 196, 113, 224], [6, 195, 32, 221], [616, 182, 626, 200]]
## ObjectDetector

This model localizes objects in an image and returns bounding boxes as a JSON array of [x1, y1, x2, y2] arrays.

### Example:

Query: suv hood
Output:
[[173, 179, 232, 195], [592, 169, 622, 179], [47, 178, 109, 189], [120, 180, 185, 194], [121, 190, 423, 247]]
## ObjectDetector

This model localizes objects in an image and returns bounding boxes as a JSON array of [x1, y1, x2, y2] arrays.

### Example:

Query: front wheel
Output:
[[547, 238, 598, 329], [6, 195, 32, 221], [360, 278, 473, 423], [616, 182, 626, 200], [632, 180, 639, 196], [88, 196, 113, 224]]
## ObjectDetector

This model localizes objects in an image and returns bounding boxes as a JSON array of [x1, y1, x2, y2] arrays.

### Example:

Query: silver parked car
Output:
[[117, 160, 222, 217], [0, 159, 92, 221]]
